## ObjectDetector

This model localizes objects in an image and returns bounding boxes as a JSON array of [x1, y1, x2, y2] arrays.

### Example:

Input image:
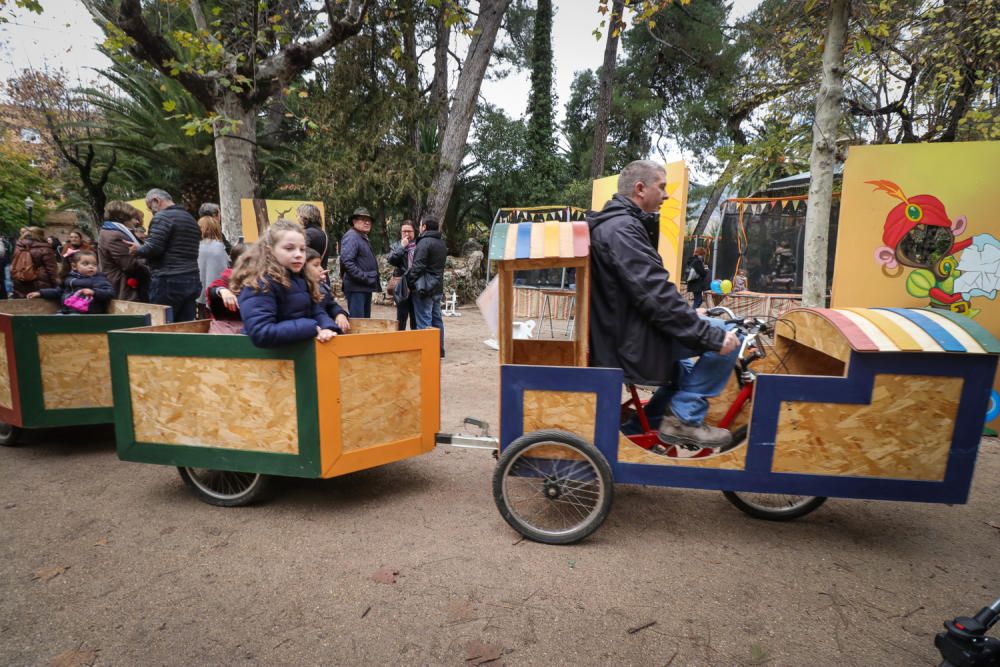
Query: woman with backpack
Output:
[[684, 246, 709, 309], [11, 226, 60, 299]]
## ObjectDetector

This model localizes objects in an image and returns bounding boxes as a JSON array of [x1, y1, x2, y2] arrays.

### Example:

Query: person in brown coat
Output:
[[98, 200, 150, 301], [11, 226, 60, 298]]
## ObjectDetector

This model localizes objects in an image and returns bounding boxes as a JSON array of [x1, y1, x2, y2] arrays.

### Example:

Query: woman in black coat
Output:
[[684, 247, 709, 309]]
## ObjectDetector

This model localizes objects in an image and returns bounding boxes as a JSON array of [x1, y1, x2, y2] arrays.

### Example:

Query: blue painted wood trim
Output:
[[515, 223, 532, 259], [881, 308, 964, 351]]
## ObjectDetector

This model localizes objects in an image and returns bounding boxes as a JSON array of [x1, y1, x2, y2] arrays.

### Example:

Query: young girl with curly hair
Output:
[[231, 220, 340, 348]]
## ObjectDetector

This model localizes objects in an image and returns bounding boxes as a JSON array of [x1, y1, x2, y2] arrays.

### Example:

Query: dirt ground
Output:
[[2, 304, 998, 666]]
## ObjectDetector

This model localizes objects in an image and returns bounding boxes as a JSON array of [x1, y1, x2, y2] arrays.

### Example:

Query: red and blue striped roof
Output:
[[488, 222, 590, 261]]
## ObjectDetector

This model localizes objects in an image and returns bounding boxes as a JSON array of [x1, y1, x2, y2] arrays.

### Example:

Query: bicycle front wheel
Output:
[[493, 430, 613, 545]]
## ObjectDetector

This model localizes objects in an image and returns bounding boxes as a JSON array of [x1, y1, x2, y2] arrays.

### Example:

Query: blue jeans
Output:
[[623, 318, 739, 430], [412, 292, 444, 357], [149, 272, 200, 322], [345, 291, 372, 319]]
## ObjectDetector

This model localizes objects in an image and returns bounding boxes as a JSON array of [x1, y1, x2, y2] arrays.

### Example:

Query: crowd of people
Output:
[[2, 189, 449, 355]]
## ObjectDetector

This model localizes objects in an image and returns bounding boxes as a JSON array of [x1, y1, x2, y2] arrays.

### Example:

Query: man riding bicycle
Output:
[[588, 160, 740, 449]]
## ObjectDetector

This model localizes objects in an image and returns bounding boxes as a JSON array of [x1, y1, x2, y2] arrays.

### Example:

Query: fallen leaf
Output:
[[33, 565, 69, 583], [47, 648, 97, 667], [464, 639, 503, 665], [986, 521, 1000, 531], [4, 502, 15, 509], [446, 599, 476, 624], [370, 566, 399, 584], [93, 538, 108, 547]]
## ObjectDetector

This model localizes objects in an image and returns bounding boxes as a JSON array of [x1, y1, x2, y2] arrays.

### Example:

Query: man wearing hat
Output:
[[339, 207, 380, 318]]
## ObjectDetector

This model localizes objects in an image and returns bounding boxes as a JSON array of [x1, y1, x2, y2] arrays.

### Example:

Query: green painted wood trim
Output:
[[488, 223, 509, 260], [11, 314, 150, 428], [923, 308, 1000, 353], [111, 332, 322, 478]]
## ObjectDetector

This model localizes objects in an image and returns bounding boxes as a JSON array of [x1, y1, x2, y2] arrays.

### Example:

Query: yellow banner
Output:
[[239, 199, 326, 243]]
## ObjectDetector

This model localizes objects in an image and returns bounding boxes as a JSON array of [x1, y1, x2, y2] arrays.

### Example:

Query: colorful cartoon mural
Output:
[[831, 141, 1000, 431], [868, 180, 998, 318]]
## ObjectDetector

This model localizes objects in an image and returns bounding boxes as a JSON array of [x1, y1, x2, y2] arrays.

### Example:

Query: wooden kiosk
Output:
[[0, 299, 170, 445], [109, 318, 440, 505], [489, 220, 590, 367]]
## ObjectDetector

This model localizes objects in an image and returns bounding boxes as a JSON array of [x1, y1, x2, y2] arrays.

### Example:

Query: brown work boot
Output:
[[657, 416, 732, 450]]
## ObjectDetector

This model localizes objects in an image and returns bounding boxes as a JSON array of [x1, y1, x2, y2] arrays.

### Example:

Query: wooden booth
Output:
[[0, 299, 170, 444], [499, 305, 998, 504], [110, 319, 440, 500], [488, 220, 590, 368]]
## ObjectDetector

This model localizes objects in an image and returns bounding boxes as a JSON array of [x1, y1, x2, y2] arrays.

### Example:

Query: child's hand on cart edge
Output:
[[335, 313, 350, 332], [316, 327, 337, 342]]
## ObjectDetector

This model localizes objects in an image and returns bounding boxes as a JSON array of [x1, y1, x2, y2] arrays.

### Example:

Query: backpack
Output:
[[10, 248, 37, 282]]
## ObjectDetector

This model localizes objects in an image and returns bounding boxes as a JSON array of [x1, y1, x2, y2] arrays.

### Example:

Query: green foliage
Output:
[[0, 144, 53, 234]]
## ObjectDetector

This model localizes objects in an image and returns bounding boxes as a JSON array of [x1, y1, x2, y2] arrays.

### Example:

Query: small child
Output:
[[28, 249, 114, 314], [230, 220, 340, 348], [305, 248, 351, 333], [205, 243, 246, 322], [733, 270, 748, 293]]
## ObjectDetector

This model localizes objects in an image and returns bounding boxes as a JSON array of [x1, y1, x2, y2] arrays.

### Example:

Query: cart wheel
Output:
[[177, 467, 272, 507], [721, 425, 827, 521], [0, 422, 23, 447], [493, 430, 613, 545]]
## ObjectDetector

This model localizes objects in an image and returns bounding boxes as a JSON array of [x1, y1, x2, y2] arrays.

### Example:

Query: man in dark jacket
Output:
[[407, 217, 447, 357], [126, 188, 201, 321], [589, 160, 739, 449], [339, 207, 380, 318]]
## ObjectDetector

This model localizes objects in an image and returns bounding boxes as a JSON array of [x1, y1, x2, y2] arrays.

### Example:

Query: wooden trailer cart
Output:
[[0, 299, 170, 446], [485, 221, 1000, 544], [109, 319, 440, 505]]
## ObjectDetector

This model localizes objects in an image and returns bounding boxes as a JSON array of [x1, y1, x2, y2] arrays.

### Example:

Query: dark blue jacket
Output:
[[339, 228, 379, 293], [318, 282, 350, 320], [238, 271, 338, 348], [39, 271, 116, 314], [136, 204, 200, 277]]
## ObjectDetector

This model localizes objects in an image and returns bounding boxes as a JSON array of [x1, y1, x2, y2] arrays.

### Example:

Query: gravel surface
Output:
[[2, 305, 997, 666]]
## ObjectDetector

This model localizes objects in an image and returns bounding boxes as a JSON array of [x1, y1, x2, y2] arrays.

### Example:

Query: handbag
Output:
[[63, 291, 93, 313], [394, 273, 410, 302], [685, 264, 698, 283], [415, 272, 440, 297], [386, 275, 401, 294]]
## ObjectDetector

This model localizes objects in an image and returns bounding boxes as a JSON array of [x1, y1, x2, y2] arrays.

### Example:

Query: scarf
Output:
[[101, 220, 139, 245]]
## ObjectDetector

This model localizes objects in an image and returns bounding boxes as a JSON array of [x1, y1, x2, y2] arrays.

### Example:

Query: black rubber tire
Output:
[[0, 422, 23, 447], [493, 430, 613, 545], [177, 467, 273, 507], [721, 424, 827, 521]]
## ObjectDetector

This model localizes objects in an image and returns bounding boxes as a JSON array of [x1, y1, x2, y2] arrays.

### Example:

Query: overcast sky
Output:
[[2, 0, 762, 168]]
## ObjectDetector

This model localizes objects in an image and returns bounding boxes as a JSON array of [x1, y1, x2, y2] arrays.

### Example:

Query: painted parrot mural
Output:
[[868, 180, 999, 318]]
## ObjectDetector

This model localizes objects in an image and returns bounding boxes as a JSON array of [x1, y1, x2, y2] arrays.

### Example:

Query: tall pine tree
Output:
[[524, 0, 562, 204]]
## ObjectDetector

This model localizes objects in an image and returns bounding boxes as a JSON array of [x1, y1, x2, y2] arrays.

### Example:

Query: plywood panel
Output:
[[106, 300, 171, 326], [129, 355, 298, 453], [38, 334, 112, 409], [339, 349, 422, 452], [775, 310, 853, 363], [124, 320, 212, 334], [773, 373, 962, 480], [349, 318, 397, 334], [0, 331, 10, 410], [617, 434, 748, 470], [0, 300, 58, 315], [512, 339, 576, 367], [521, 390, 596, 459]]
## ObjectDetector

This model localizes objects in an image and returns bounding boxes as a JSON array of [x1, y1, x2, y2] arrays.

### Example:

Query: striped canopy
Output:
[[488, 221, 590, 262], [795, 307, 1000, 354]]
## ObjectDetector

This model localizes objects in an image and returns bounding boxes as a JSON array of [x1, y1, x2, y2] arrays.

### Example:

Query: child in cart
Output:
[[27, 250, 115, 314], [304, 248, 351, 333]]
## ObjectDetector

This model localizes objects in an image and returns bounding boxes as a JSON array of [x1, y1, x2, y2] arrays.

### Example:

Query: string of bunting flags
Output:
[[718, 192, 841, 216], [494, 206, 589, 224]]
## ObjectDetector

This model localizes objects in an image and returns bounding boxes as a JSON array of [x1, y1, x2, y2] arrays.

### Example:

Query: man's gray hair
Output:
[[145, 188, 174, 203], [617, 160, 665, 196], [297, 203, 322, 228], [198, 202, 220, 217]]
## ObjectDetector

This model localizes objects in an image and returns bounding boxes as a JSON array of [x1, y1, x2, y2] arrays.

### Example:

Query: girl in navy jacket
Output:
[[230, 220, 340, 348], [28, 250, 115, 314]]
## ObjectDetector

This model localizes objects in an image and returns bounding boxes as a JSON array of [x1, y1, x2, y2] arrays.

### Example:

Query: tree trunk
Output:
[[424, 0, 512, 228], [430, 5, 450, 140], [801, 0, 849, 308], [215, 93, 259, 242], [692, 155, 740, 236], [589, 0, 624, 180]]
